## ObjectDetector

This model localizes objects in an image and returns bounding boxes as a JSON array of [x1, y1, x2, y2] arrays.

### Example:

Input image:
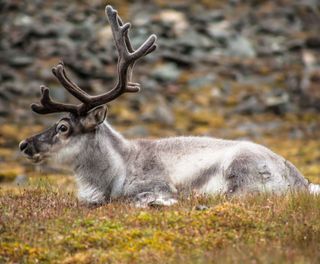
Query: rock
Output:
[[124, 126, 149, 138], [13, 14, 33, 27], [68, 23, 93, 41], [265, 93, 290, 115], [188, 75, 216, 89], [306, 36, 320, 49], [30, 24, 60, 38], [257, 17, 293, 35], [301, 50, 320, 107], [140, 96, 175, 126], [236, 122, 262, 138], [228, 35, 256, 58], [153, 104, 175, 126], [237, 120, 282, 138], [8, 56, 34, 67], [211, 87, 222, 99], [0, 65, 15, 82], [0, 101, 10, 117], [177, 30, 213, 50], [96, 26, 113, 47], [234, 96, 265, 115], [195, 205, 209, 211], [152, 63, 181, 83], [289, 128, 304, 139], [160, 50, 193, 67], [132, 9, 153, 27], [38, 67, 56, 82], [286, 39, 304, 51], [256, 37, 286, 55], [302, 50, 317, 68], [0, 87, 14, 101], [140, 78, 160, 91], [300, 67, 320, 110], [194, 10, 225, 24], [207, 20, 232, 42], [14, 174, 28, 186], [157, 10, 189, 37], [50, 86, 68, 102]]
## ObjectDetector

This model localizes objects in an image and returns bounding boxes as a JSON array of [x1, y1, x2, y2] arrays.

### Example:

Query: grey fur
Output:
[[20, 108, 319, 207], [193, 165, 219, 189]]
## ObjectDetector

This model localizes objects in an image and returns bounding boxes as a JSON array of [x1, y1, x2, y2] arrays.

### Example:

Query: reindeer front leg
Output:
[[124, 180, 178, 208], [76, 180, 109, 207]]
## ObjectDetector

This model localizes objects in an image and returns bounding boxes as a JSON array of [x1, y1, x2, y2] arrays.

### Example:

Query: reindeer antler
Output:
[[32, 5, 157, 116], [31, 84, 80, 115]]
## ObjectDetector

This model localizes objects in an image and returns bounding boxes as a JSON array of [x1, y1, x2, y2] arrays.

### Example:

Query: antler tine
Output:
[[116, 15, 135, 81], [31, 5, 157, 116], [81, 5, 157, 106], [116, 16, 156, 81], [112, 10, 157, 61], [31, 86, 79, 115], [52, 62, 91, 103], [131, 35, 157, 60], [116, 16, 133, 52]]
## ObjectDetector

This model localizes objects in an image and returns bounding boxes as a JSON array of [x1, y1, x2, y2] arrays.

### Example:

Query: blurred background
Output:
[[0, 0, 319, 186]]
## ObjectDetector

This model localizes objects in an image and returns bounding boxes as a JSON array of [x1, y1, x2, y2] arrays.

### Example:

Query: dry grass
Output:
[[1, 183, 320, 263], [1, 112, 320, 263]]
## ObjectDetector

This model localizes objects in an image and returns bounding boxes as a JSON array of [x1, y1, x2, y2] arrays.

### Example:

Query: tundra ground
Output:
[[1, 115, 320, 263]]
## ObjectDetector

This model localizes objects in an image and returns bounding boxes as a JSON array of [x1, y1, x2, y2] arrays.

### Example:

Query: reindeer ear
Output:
[[80, 105, 107, 130]]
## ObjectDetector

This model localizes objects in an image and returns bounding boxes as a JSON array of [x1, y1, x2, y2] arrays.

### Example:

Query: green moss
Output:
[[1, 187, 320, 263]]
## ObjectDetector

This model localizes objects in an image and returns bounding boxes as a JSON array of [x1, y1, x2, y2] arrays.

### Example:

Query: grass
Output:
[[1, 183, 320, 263], [1, 112, 320, 263]]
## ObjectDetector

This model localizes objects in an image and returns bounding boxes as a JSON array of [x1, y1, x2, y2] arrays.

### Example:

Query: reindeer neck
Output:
[[97, 121, 132, 156], [73, 121, 131, 200]]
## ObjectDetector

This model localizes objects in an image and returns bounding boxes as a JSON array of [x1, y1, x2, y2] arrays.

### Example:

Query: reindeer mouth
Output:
[[20, 140, 47, 164], [31, 155, 44, 164], [24, 153, 45, 164]]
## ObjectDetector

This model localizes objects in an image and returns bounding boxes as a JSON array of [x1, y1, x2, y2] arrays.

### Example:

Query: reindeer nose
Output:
[[19, 140, 29, 152]]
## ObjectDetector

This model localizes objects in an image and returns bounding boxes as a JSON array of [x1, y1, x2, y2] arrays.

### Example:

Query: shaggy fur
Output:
[[20, 108, 319, 207]]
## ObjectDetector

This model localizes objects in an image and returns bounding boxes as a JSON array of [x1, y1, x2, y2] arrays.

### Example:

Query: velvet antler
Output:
[[32, 5, 157, 116]]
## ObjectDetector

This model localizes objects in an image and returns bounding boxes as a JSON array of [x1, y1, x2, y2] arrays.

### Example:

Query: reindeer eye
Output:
[[57, 124, 69, 134]]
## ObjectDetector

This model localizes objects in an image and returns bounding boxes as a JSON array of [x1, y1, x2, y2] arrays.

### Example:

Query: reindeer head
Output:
[[19, 5, 157, 164]]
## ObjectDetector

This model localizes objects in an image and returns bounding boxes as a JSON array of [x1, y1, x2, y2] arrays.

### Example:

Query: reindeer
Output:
[[19, 5, 320, 207]]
